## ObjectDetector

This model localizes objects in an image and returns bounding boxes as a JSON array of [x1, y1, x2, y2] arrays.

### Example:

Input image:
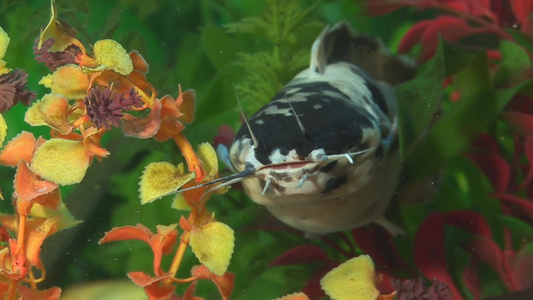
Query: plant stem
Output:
[[172, 133, 206, 181], [168, 231, 190, 278], [6, 281, 17, 300]]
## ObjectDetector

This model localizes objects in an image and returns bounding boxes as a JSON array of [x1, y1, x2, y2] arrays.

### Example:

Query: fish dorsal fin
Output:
[[311, 22, 416, 85]]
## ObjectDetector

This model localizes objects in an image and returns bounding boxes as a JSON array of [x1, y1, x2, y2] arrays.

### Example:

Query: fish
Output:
[[190, 22, 415, 236]]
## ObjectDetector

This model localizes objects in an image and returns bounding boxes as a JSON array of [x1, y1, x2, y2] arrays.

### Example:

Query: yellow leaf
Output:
[[39, 65, 90, 99], [320, 255, 379, 300], [0, 114, 7, 147], [30, 202, 82, 231], [61, 279, 145, 300], [30, 138, 90, 185], [25, 93, 73, 135], [0, 26, 9, 60], [273, 292, 310, 300], [93, 39, 133, 75], [189, 221, 234, 276], [197, 142, 218, 179], [139, 162, 196, 204], [0, 26, 10, 75], [38, 0, 83, 52], [171, 194, 191, 211]]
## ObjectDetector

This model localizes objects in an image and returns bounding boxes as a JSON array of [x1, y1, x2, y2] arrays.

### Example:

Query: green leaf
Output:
[[506, 28, 533, 54], [494, 40, 532, 86], [396, 41, 445, 158], [497, 215, 533, 239], [403, 80, 533, 181], [452, 52, 491, 97], [397, 40, 480, 158], [201, 26, 239, 69]]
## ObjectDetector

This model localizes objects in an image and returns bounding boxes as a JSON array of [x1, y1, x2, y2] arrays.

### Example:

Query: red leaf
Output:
[[467, 151, 511, 193], [269, 244, 332, 267], [18, 286, 61, 300], [351, 225, 411, 273], [508, 244, 533, 290], [465, 238, 511, 289], [419, 15, 487, 62], [492, 193, 533, 220], [364, 1, 405, 16], [520, 136, 533, 188], [213, 125, 235, 149], [414, 213, 464, 299], [471, 134, 500, 154], [398, 20, 433, 53], [301, 267, 330, 300], [442, 211, 492, 239], [462, 260, 481, 300], [502, 112, 533, 136], [511, 0, 533, 32], [191, 265, 235, 300]]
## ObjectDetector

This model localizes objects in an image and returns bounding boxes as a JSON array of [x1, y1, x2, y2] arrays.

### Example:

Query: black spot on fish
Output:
[[364, 80, 388, 116], [322, 175, 347, 194]]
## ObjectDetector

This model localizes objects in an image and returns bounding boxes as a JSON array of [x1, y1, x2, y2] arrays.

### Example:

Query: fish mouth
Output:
[[260, 161, 315, 171]]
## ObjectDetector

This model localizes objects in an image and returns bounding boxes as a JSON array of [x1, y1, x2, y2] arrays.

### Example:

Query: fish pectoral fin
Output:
[[374, 215, 405, 236], [216, 143, 237, 173]]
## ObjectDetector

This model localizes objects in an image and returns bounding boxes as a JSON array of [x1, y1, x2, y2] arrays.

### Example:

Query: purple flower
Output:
[[33, 38, 81, 71], [0, 69, 37, 113], [84, 86, 143, 130]]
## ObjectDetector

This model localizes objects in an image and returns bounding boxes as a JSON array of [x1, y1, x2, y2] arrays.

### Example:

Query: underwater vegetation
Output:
[[0, 0, 532, 299]]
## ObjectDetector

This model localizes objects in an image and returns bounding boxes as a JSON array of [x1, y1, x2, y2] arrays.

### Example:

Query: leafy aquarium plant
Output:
[[0, 0, 532, 299]]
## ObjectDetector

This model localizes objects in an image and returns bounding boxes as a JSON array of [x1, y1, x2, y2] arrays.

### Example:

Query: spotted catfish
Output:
[[221, 22, 416, 236]]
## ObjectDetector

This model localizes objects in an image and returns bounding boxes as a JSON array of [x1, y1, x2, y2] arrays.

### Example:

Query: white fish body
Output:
[[227, 22, 414, 235]]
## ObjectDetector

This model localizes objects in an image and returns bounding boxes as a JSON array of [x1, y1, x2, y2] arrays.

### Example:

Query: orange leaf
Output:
[[179, 216, 192, 232], [177, 88, 196, 124], [100, 224, 178, 275], [25, 218, 58, 266], [128, 272, 176, 300], [153, 95, 185, 142], [122, 99, 162, 139], [182, 281, 205, 300], [18, 285, 61, 300], [14, 161, 59, 202], [0, 131, 36, 167], [129, 50, 149, 74], [25, 93, 73, 135], [128, 271, 170, 287], [191, 265, 235, 300]]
